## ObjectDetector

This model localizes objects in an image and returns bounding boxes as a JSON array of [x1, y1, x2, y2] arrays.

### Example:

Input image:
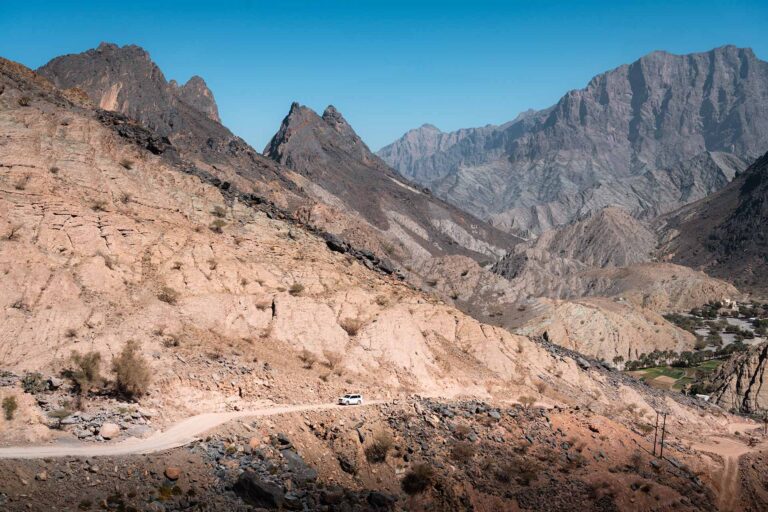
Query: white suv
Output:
[[338, 393, 363, 405]]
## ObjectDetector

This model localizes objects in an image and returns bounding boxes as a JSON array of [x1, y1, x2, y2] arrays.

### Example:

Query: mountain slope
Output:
[[379, 46, 766, 234], [529, 207, 657, 268], [657, 151, 768, 293], [264, 102, 521, 262]]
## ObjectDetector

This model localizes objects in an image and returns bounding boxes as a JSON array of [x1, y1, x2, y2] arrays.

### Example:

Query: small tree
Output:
[[112, 340, 152, 399], [69, 350, 103, 394], [2, 396, 18, 421]]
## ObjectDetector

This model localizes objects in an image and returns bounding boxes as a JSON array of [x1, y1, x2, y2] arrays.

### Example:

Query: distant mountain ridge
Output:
[[379, 45, 768, 234]]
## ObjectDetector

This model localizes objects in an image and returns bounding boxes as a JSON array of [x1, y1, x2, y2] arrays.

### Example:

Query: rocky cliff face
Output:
[[379, 46, 767, 234], [708, 342, 768, 413], [657, 151, 768, 293], [38, 43, 221, 132], [170, 75, 220, 123], [264, 102, 520, 262], [36, 43, 296, 201]]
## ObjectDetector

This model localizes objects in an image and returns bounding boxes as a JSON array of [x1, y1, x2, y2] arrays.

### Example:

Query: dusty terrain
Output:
[[2, 398, 766, 512], [1, 49, 767, 511]]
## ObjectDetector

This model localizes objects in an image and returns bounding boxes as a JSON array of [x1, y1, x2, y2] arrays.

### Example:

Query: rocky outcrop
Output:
[[708, 342, 768, 413], [264, 102, 520, 262], [170, 75, 220, 123], [379, 46, 766, 234], [38, 43, 220, 134], [657, 151, 768, 294], [36, 43, 299, 204]]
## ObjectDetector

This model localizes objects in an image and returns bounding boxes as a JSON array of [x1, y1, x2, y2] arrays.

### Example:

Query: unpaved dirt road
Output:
[[692, 422, 765, 512], [0, 401, 383, 460]]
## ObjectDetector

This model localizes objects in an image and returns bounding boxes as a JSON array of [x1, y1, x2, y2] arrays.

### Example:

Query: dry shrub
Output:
[[375, 295, 390, 307], [91, 199, 108, 212], [494, 457, 540, 486], [450, 440, 476, 463], [453, 423, 472, 440], [3, 224, 23, 241], [339, 317, 363, 336], [112, 340, 151, 399], [119, 158, 134, 170], [324, 350, 343, 371], [365, 430, 394, 463], [298, 349, 317, 369], [13, 175, 30, 190], [119, 192, 132, 204], [17, 96, 31, 106], [519, 395, 536, 409], [211, 205, 227, 218], [209, 219, 226, 233], [288, 283, 305, 296], [401, 463, 434, 495], [157, 286, 179, 305], [49, 166, 60, 174], [2, 396, 17, 421], [69, 350, 103, 394]]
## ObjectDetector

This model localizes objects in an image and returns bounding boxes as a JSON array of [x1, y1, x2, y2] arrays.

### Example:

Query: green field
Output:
[[629, 359, 723, 391]]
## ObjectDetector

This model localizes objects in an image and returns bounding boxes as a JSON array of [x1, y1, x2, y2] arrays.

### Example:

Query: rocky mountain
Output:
[[170, 75, 220, 123], [36, 43, 298, 203], [1, 48, 765, 512], [527, 207, 657, 268], [39, 43, 220, 131], [27, 42, 739, 369], [657, 151, 768, 293], [264, 102, 520, 263], [379, 46, 767, 234]]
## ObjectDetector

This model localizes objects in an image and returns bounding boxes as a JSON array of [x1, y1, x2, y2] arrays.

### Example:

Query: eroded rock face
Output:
[[379, 46, 767, 234], [707, 342, 768, 413]]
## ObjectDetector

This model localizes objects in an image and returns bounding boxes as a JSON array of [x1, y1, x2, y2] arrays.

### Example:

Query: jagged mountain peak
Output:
[[37, 42, 221, 128], [173, 74, 220, 122]]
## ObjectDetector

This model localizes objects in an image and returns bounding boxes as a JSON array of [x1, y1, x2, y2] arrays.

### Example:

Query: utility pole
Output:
[[659, 412, 668, 459], [652, 411, 659, 456]]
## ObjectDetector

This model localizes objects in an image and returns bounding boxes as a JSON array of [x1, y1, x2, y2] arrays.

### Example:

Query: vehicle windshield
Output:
[[343, 394, 352, 398]]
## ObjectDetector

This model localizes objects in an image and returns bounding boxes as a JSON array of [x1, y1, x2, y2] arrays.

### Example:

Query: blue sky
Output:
[[1, 1, 766, 150]]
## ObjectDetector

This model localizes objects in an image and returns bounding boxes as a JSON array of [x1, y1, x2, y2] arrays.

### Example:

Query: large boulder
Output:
[[98, 423, 120, 439], [233, 471, 284, 509]]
